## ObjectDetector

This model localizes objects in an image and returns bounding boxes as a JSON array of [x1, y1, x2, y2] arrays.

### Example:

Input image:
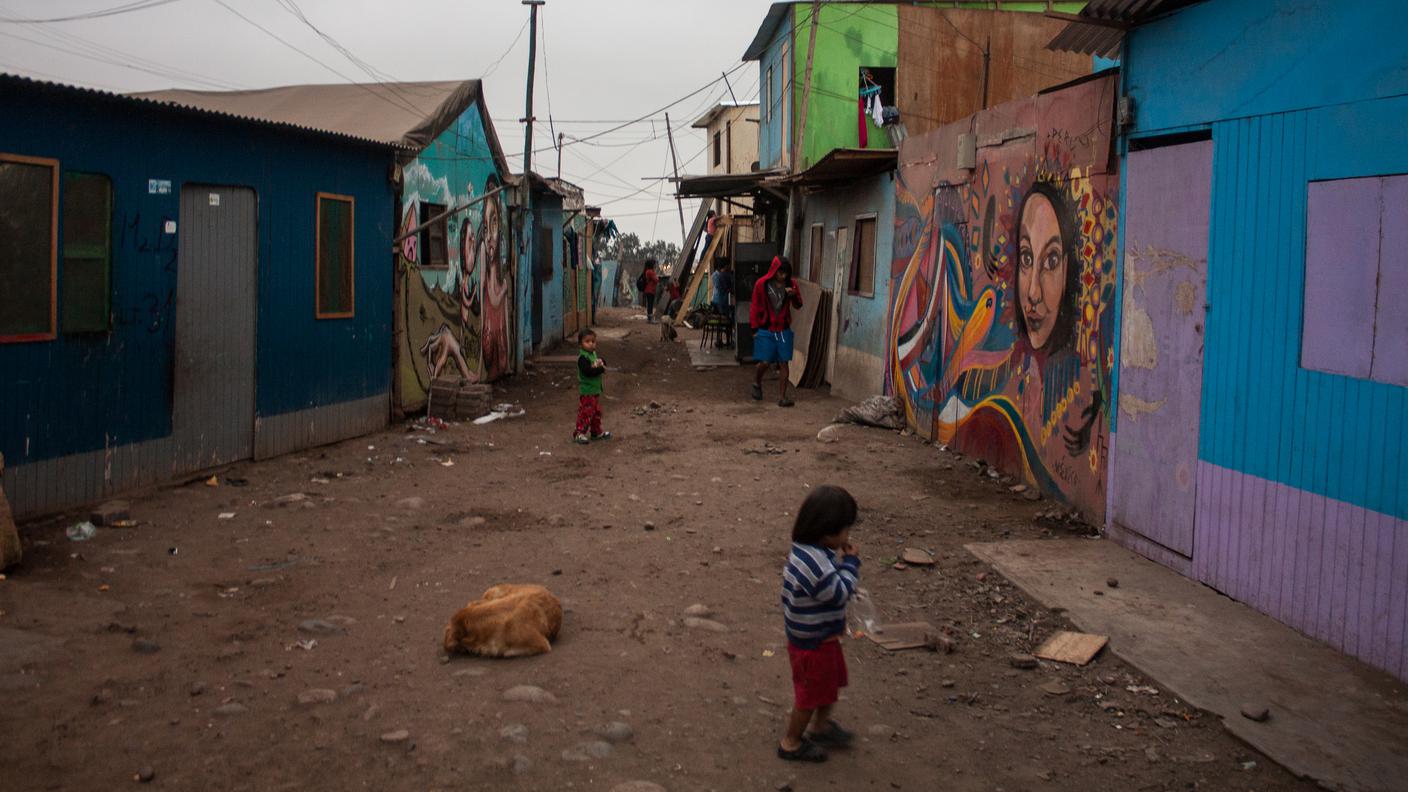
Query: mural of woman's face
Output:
[[1018, 191, 1066, 350], [483, 197, 501, 258]]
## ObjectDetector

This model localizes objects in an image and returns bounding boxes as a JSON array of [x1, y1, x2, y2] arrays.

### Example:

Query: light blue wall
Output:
[[1124, 0, 1408, 136], [1121, 0, 1408, 519], [537, 192, 564, 350], [757, 22, 790, 171], [800, 171, 894, 360]]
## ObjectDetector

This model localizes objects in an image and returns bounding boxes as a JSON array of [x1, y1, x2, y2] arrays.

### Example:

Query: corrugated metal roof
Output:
[[691, 101, 760, 129], [743, 2, 794, 61], [0, 72, 406, 149], [1047, 0, 1205, 57]]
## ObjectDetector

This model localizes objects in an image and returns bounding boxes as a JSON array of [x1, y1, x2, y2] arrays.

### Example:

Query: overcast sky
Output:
[[0, 0, 779, 243]]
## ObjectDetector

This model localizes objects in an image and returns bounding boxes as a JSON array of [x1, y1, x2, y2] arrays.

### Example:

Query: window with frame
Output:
[[713, 132, 722, 168], [62, 171, 113, 333], [807, 224, 824, 282], [0, 153, 59, 342], [316, 193, 355, 319], [1302, 174, 1407, 386], [764, 66, 773, 123], [419, 201, 449, 268], [849, 216, 876, 296]]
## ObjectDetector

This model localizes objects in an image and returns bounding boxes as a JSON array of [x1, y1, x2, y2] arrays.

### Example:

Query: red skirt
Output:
[[787, 639, 848, 710]]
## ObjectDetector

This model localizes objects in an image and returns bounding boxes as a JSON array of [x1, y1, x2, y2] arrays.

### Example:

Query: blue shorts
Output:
[[753, 328, 794, 363]]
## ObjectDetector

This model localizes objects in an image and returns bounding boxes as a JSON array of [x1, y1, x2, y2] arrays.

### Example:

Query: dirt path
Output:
[[0, 308, 1315, 792]]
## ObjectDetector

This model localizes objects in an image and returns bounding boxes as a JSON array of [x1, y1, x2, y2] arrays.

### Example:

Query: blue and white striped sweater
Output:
[[781, 542, 861, 649]]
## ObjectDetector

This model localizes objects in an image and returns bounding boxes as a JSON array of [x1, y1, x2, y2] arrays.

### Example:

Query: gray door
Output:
[[1110, 141, 1212, 556], [172, 185, 256, 473]]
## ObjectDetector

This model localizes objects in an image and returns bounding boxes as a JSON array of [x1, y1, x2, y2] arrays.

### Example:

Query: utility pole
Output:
[[519, 0, 543, 369], [556, 132, 564, 178], [663, 111, 687, 246]]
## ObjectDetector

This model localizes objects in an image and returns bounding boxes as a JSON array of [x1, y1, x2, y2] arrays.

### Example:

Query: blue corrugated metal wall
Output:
[[0, 79, 393, 473]]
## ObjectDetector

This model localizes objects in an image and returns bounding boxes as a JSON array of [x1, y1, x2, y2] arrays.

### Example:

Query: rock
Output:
[[1106, 577, 1119, 589], [380, 729, 410, 744], [609, 784, 665, 792], [270, 492, 314, 508], [940, 679, 955, 688], [547, 514, 566, 526], [683, 604, 712, 618], [189, 681, 207, 697], [362, 704, 381, 721], [1009, 653, 1039, 670], [1153, 716, 1180, 729], [867, 724, 895, 738], [1239, 703, 1270, 722], [600, 721, 634, 744], [90, 500, 131, 527], [136, 766, 155, 783], [458, 515, 487, 528], [297, 618, 345, 635], [1039, 680, 1071, 696], [212, 703, 247, 717], [643, 521, 656, 531], [1023, 489, 1042, 501], [581, 740, 613, 759], [395, 497, 425, 510], [682, 617, 727, 633], [1008, 484, 1028, 493], [340, 683, 366, 697], [131, 638, 161, 654], [297, 688, 337, 705], [499, 723, 529, 743], [502, 685, 557, 704], [901, 548, 935, 566]]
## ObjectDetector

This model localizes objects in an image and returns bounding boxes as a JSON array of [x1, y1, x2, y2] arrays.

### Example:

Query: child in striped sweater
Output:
[[778, 485, 861, 762]]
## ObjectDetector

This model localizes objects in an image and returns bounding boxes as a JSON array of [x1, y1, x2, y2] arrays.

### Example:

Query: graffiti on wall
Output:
[[886, 77, 1118, 516], [397, 161, 513, 408]]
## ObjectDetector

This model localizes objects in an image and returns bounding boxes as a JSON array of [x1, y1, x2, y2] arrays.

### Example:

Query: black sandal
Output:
[[805, 721, 854, 748], [777, 740, 827, 762], [750, 383, 763, 400]]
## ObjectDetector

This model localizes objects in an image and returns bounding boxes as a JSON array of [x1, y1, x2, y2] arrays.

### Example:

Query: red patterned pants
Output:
[[575, 395, 603, 436]]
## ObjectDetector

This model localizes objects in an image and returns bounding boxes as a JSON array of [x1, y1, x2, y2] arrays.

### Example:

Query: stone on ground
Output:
[[502, 685, 557, 704]]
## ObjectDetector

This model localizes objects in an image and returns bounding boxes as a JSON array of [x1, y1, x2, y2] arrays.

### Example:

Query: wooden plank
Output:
[[1034, 630, 1108, 665], [863, 621, 940, 651]]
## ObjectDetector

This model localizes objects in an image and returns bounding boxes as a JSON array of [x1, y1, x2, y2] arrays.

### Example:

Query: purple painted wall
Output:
[[1373, 175, 1408, 386], [1195, 462, 1408, 678]]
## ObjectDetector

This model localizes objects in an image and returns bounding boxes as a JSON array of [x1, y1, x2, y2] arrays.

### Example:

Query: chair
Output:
[[700, 309, 732, 350]]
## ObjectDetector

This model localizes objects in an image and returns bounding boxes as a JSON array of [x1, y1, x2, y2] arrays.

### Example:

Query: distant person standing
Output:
[[638, 259, 660, 322], [700, 209, 719, 260], [712, 258, 735, 347], [750, 256, 802, 407]]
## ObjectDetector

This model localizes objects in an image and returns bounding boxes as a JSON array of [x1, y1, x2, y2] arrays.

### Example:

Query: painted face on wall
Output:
[[483, 195, 502, 267], [1017, 190, 1067, 350]]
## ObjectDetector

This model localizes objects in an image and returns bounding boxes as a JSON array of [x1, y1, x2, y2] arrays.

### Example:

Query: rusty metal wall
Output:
[[171, 185, 257, 473]]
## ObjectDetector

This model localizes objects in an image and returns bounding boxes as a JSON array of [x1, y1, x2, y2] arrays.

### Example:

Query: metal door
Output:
[[172, 185, 257, 472], [1110, 141, 1212, 556]]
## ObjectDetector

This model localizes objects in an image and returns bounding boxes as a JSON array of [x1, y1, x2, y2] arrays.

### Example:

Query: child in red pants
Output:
[[778, 485, 861, 762], [574, 329, 611, 444]]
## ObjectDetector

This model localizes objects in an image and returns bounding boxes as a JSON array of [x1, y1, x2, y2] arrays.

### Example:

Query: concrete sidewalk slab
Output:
[[967, 538, 1408, 792], [675, 328, 739, 368]]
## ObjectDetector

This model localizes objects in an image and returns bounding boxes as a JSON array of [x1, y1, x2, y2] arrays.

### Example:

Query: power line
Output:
[[482, 18, 528, 79], [0, 0, 181, 24], [0, 26, 244, 90]]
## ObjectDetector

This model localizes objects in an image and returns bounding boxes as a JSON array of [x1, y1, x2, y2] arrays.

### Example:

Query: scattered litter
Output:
[[900, 548, 935, 566], [167, 547, 178, 556], [66, 521, 97, 542], [538, 451, 553, 457], [833, 395, 904, 430], [217, 513, 236, 520], [846, 589, 879, 637], [310, 477, 331, 484], [205, 475, 219, 487], [864, 621, 942, 652], [388, 576, 397, 591], [109, 519, 138, 529], [473, 405, 526, 425], [98, 584, 110, 592], [439, 459, 455, 467], [1125, 685, 1160, 696], [1034, 630, 1109, 666], [293, 639, 317, 651], [815, 423, 843, 443], [761, 649, 775, 657]]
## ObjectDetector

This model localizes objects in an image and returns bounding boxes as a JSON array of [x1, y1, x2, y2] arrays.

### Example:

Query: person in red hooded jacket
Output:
[[750, 255, 803, 407]]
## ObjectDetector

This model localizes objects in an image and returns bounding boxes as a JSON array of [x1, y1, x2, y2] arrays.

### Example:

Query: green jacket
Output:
[[578, 349, 603, 396]]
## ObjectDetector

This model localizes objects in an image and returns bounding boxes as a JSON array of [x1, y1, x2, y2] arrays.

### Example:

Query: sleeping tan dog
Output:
[[442, 584, 563, 657]]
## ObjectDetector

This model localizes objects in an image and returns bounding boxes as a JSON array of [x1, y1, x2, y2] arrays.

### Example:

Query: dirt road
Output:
[[0, 309, 1314, 791]]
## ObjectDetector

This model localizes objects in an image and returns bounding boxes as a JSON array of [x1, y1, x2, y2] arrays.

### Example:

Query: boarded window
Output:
[[807, 224, 823, 282], [62, 171, 113, 333], [1303, 175, 1407, 386], [316, 193, 354, 318], [0, 154, 58, 341], [849, 216, 876, 296], [419, 201, 448, 268]]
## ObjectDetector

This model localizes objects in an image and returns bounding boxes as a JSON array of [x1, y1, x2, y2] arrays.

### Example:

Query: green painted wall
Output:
[[790, 2, 897, 170]]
